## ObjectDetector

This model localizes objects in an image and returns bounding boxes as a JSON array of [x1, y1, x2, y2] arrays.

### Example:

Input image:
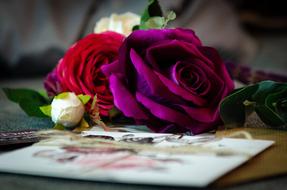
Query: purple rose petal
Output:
[[44, 68, 63, 97], [179, 105, 219, 123], [130, 48, 187, 104], [105, 28, 234, 134], [108, 74, 149, 120], [155, 70, 207, 106], [136, 92, 192, 127]]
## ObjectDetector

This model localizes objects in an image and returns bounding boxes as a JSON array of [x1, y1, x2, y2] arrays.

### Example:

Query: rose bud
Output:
[[51, 92, 85, 127]]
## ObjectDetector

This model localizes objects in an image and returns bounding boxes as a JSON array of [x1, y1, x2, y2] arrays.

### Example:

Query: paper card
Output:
[[0, 131, 273, 187]]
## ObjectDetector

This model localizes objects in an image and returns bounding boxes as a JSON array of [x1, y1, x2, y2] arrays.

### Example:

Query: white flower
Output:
[[51, 92, 85, 127], [94, 12, 140, 36]]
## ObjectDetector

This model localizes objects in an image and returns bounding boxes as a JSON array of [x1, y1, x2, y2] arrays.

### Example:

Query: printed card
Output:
[[0, 130, 273, 187]]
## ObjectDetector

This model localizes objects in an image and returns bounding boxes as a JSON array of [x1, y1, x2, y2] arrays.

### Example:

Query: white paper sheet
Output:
[[0, 131, 273, 187]]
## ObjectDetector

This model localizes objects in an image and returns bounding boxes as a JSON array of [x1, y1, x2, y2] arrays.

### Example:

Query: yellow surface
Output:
[[213, 127, 287, 187]]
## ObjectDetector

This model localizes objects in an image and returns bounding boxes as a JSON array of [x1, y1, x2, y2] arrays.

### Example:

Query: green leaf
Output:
[[220, 80, 287, 127], [252, 80, 277, 104], [220, 84, 259, 125], [77, 94, 91, 105], [141, 0, 162, 23], [38, 89, 49, 99], [277, 98, 287, 120], [139, 0, 163, 30], [3, 88, 49, 117], [18, 100, 47, 117], [135, 0, 176, 30], [255, 105, 285, 126], [263, 86, 287, 124], [251, 81, 287, 126], [132, 25, 140, 31], [3, 88, 47, 103], [40, 105, 52, 117]]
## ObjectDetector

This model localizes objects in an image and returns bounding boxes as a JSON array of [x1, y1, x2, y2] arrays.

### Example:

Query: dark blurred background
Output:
[[0, 0, 286, 81]]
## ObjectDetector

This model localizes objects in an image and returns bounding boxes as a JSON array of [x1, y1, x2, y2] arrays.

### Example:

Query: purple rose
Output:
[[103, 28, 234, 134]]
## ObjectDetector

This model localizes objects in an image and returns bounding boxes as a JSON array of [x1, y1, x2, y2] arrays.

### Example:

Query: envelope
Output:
[[214, 127, 287, 187]]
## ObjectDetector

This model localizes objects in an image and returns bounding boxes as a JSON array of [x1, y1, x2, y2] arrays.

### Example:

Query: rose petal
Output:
[[154, 70, 207, 106], [200, 46, 234, 92], [145, 40, 197, 71], [172, 61, 205, 93], [44, 68, 63, 96], [130, 48, 164, 93], [136, 92, 192, 127], [57, 59, 82, 94], [126, 28, 202, 53], [145, 40, 213, 71], [109, 74, 148, 120], [179, 104, 219, 123], [172, 28, 202, 46], [130, 49, 186, 104], [173, 59, 225, 101], [102, 60, 123, 77], [186, 121, 220, 135]]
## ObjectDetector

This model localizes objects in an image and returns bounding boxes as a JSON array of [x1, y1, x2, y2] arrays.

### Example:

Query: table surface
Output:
[[0, 79, 287, 190]]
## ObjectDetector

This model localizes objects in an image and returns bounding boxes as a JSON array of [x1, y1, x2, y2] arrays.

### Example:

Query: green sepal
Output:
[[77, 94, 91, 105], [54, 92, 69, 99], [73, 118, 91, 133], [53, 123, 65, 130], [39, 105, 52, 117]]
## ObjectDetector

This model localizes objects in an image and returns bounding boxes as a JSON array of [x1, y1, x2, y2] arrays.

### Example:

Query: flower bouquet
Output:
[[4, 0, 287, 134]]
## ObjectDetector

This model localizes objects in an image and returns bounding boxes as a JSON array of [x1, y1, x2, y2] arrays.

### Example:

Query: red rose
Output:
[[44, 32, 124, 116]]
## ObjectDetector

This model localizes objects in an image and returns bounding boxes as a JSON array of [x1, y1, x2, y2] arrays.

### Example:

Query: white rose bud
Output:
[[51, 92, 85, 127], [94, 12, 140, 36]]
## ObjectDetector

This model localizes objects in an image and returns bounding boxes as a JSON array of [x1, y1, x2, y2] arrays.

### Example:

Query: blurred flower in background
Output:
[[94, 12, 140, 36], [0, 0, 287, 83]]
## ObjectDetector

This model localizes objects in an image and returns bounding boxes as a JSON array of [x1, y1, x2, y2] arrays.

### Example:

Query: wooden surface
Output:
[[214, 127, 287, 187]]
